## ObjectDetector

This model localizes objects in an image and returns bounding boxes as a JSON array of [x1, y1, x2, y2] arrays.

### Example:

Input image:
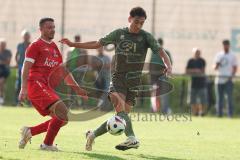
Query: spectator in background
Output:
[[66, 34, 88, 107], [0, 38, 12, 105], [15, 30, 31, 104], [186, 48, 207, 116], [66, 35, 88, 72], [214, 40, 237, 117], [93, 46, 111, 110], [150, 38, 173, 114]]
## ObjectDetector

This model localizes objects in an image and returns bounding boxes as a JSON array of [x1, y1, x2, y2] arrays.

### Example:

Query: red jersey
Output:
[[25, 38, 63, 87]]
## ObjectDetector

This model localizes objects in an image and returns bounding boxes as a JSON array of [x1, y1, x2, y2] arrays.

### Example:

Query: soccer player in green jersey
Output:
[[60, 7, 172, 151]]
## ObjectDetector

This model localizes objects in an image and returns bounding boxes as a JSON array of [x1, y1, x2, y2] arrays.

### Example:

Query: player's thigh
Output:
[[49, 100, 69, 122]]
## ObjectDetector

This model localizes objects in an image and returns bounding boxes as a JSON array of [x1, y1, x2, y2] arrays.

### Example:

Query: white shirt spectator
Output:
[[214, 51, 238, 84]]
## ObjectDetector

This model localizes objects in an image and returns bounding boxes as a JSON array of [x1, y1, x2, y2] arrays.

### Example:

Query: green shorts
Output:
[[109, 73, 138, 106]]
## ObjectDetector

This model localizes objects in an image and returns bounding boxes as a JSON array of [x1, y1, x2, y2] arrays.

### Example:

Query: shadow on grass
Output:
[[124, 153, 185, 160], [60, 151, 125, 160], [61, 151, 185, 160], [81, 152, 126, 160], [138, 154, 184, 160], [0, 156, 21, 160]]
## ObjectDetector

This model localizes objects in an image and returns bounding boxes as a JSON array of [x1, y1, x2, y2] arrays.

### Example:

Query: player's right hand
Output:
[[18, 87, 28, 103], [71, 85, 88, 101], [59, 38, 73, 47], [164, 66, 173, 79]]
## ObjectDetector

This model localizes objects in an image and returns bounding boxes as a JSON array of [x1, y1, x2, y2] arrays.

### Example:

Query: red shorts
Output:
[[28, 80, 60, 116]]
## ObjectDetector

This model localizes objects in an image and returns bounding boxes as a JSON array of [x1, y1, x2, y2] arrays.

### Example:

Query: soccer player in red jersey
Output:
[[18, 18, 87, 151]]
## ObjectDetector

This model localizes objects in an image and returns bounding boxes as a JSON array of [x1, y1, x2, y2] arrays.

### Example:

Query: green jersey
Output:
[[67, 48, 87, 71], [99, 28, 161, 87]]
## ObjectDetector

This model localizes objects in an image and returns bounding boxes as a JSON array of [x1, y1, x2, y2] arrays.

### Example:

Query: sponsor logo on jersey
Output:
[[118, 40, 133, 52], [120, 35, 125, 40], [44, 58, 59, 67]]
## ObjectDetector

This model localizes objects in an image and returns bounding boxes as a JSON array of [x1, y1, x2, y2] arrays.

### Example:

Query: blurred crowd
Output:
[[0, 30, 238, 118]]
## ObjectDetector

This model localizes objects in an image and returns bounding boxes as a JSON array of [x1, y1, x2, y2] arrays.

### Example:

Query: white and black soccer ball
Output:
[[106, 115, 126, 136]]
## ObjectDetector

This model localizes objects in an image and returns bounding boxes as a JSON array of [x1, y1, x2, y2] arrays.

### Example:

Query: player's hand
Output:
[[18, 87, 28, 104], [72, 86, 88, 101], [164, 66, 173, 78], [59, 38, 74, 47]]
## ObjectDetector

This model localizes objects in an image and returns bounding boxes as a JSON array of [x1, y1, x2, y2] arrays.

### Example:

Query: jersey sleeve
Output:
[[202, 59, 206, 68], [16, 44, 20, 55], [25, 42, 38, 63], [165, 50, 173, 64], [214, 53, 222, 64], [186, 60, 193, 69], [99, 29, 119, 46], [146, 33, 162, 54], [6, 50, 12, 59], [232, 54, 238, 66]]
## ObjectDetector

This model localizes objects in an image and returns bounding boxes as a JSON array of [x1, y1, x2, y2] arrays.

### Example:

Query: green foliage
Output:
[[3, 68, 240, 116]]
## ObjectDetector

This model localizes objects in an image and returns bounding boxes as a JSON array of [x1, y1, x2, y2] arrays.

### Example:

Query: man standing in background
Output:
[[93, 46, 111, 111], [0, 39, 12, 105], [66, 34, 88, 107], [15, 30, 31, 105], [214, 40, 237, 117], [66, 35, 88, 72], [186, 48, 207, 116], [150, 38, 172, 114]]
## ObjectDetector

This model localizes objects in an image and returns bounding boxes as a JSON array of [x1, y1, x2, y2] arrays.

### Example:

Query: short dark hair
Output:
[[74, 34, 81, 39], [39, 18, 54, 27], [130, 7, 147, 19], [222, 39, 230, 45], [158, 38, 163, 46]]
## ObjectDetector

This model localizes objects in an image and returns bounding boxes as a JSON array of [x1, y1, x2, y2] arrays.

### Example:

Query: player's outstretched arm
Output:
[[19, 61, 33, 102], [159, 48, 172, 77], [60, 65, 88, 100], [59, 38, 102, 49]]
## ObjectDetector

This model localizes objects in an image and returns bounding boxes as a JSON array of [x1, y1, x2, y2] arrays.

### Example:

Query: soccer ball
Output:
[[106, 115, 126, 136]]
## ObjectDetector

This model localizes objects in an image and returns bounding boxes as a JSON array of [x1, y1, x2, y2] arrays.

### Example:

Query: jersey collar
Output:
[[40, 38, 53, 44]]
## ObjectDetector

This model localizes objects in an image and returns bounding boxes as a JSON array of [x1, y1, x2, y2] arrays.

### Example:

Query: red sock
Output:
[[30, 120, 51, 136], [44, 116, 64, 146]]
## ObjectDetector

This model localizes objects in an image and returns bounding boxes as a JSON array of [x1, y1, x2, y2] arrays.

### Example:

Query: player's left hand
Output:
[[59, 38, 74, 47]]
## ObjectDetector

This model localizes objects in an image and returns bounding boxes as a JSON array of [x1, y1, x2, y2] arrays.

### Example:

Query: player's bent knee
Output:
[[50, 100, 69, 122], [115, 104, 124, 113], [125, 101, 133, 113], [125, 108, 131, 113], [55, 113, 68, 122]]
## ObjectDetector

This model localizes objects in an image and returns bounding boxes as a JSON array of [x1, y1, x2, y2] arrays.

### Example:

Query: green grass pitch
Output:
[[0, 107, 239, 160]]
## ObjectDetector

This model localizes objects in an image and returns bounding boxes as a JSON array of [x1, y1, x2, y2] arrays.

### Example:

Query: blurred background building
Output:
[[1, 0, 240, 74]]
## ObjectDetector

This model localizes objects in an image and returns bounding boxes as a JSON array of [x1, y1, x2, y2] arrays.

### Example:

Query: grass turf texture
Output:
[[0, 107, 239, 160]]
